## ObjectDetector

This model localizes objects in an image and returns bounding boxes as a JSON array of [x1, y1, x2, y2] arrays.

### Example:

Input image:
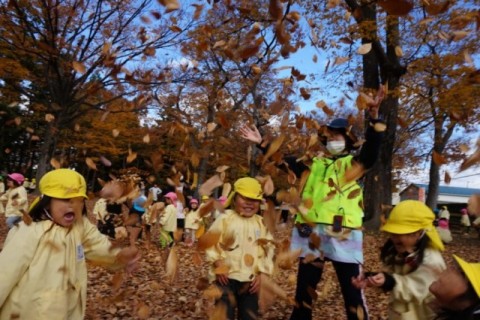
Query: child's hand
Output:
[[249, 274, 262, 294], [351, 274, 367, 289], [365, 272, 385, 287], [367, 84, 385, 120], [216, 273, 229, 286], [117, 246, 141, 275], [239, 125, 262, 144]]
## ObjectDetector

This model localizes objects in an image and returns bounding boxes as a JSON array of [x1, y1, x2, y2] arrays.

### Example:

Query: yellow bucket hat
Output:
[[453, 255, 480, 298], [381, 200, 444, 251], [225, 177, 263, 207], [39, 169, 88, 199]]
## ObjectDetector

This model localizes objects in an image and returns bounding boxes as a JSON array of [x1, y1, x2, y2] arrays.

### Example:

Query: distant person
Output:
[[159, 192, 178, 248], [0, 176, 5, 215], [460, 208, 471, 234], [436, 218, 453, 244], [0, 173, 28, 228], [439, 206, 450, 220], [149, 184, 162, 201]]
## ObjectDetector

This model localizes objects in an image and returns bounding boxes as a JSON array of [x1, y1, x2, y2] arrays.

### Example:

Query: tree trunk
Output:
[[35, 124, 57, 182]]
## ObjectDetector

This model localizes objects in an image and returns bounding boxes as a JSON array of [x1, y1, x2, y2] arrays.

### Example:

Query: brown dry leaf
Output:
[[333, 56, 349, 66], [357, 43, 372, 55], [137, 301, 150, 319], [45, 113, 55, 122], [214, 263, 230, 275], [269, 0, 283, 20], [116, 246, 139, 265], [258, 274, 291, 312], [276, 248, 302, 270], [395, 46, 404, 57], [263, 199, 278, 235], [444, 171, 451, 185], [378, 0, 413, 16], [432, 151, 447, 166], [199, 175, 224, 196], [99, 180, 126, 202], [308, 232, 321, 251], [199, 199, 215, 218], [344, 162, 365, 183], [459, 141, 480, 172], [192, 3, 203, 20], [216, 165, 230, 173], [347, 188, 362, 199], [85, 157, 97, 171], [50, 158, 61, 169], [263, 134, 285, 165], [112, 129, 120, 137], [425, 0, 450, 15], [372, 121, 387, 133], [126, 150, 137, 164], [203, 284, 223, 300], [158, 0, 180, 12], [143, 134, 150, 143], [452, 31, 470, 41], [468, 194, 480, 216], [190, 152, 200, 168], [72, 61, 86, 74], [263, 176, 275, 196], [111, 272, 124, 292], [164, 247, 178, 284], [244, 253, 254, 267], [197, 230, 221, 251], [300, 87, 311, 100]]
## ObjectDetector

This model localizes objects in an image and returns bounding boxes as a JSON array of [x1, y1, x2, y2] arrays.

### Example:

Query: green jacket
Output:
[[299, 154, 364, 228]]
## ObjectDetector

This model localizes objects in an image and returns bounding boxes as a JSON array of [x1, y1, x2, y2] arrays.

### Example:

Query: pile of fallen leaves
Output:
[[1, 198, 480, 320]]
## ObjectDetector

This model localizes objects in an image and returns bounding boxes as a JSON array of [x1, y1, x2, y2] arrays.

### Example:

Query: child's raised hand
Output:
[[116, 246, 141, 275], [239, 125, 262, 144], [367, 84, 385, 120]]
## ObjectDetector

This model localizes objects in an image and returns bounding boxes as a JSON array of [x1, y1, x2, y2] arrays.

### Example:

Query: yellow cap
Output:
[[201, 195, 210, 200], [39, 169, 87, 199], [382, 200, 444, 251], [453, 255, 480, 298], [226, 177, 263, 207]]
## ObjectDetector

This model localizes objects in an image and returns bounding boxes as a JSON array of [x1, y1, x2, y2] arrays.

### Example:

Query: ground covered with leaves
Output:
[[1, 199, 480, 320]]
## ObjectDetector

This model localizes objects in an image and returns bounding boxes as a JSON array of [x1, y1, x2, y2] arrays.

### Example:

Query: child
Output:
[[184, 198, 200, 246], [0, 168, 140, 319], [429, 255, 480, 319], [352, 200, 446, 320], [436, 218, 453, 244], [159, 192, 177, 248], [0, 173, 28, 228], [205, 177, 275, 320], [461, 208, 471, 234]]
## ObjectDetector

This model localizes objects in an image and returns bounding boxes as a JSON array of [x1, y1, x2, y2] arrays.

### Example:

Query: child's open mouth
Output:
[[64, 212, 75, 223]]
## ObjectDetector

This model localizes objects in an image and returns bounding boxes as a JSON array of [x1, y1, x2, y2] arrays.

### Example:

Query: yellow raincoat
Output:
[[0, 216, 121, 319]]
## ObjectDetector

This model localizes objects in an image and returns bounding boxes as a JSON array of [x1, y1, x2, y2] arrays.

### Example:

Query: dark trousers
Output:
[[290, 258, 368, 320], [216, 279, 258, 320]]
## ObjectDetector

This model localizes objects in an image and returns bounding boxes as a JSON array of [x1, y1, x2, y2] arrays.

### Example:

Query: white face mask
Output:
[[326, 140, 346, 155]]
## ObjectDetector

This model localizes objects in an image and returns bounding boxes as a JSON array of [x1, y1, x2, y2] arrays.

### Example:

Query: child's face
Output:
[[49, 197, 84, 227], [234, 194, 260, 217], [388, 230, 423, 254], [191, 203, 198, 209], [429, 267, 469, 308]]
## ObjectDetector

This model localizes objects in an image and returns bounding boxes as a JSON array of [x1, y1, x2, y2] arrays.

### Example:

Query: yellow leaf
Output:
[[137, 302, 150, 319], [263, 176, 275, 196], [357, 43, 372, 55], [72, 61, 86, 74]]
